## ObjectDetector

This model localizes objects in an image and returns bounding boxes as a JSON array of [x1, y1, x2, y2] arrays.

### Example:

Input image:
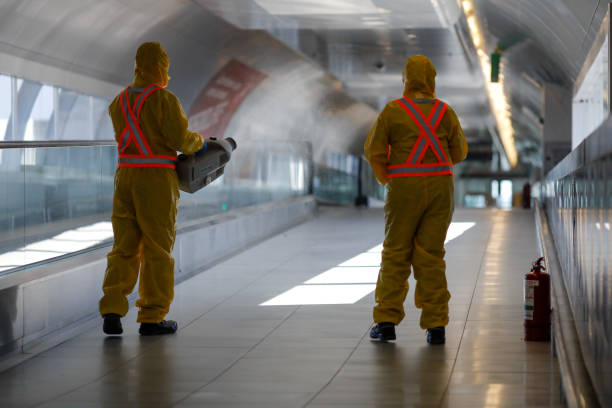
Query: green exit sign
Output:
[[491, 50, 501, 83]]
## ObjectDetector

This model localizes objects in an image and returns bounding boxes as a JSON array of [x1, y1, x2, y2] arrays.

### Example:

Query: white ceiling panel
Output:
[[253, 0, 384, 16], [198, 0, 453, 29]]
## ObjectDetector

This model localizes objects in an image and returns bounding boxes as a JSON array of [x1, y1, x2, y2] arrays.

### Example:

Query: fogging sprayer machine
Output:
[[176, 137, 237, 193]]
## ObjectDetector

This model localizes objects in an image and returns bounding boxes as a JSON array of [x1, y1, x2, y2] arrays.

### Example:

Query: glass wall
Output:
[[455, 177, 529, 208], [0, 73, 312, 275], [0, 146, 116, 273], [178, 140, 311, 222], [0, 76, 10, 147], [0, 73, 118, 274], [360, 157, 385, 202], [0, 144, 312, 275], [313, 152, 360, 205], [0, 74, 113, 143]]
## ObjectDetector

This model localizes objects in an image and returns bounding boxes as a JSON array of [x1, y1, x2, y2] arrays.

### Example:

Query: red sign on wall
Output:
[[188, 59, 267, 139]]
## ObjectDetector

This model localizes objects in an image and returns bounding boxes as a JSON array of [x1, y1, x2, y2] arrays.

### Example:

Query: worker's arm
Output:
[[109, 97, 123, 145], [446, 107, 468, 165], [161, 92, 204, 154], [364, 109, 390, 185]]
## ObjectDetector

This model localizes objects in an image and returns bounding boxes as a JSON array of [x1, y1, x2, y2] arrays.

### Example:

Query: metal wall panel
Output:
[[0, 286, 22, 356], [544, 117, 612, 408]]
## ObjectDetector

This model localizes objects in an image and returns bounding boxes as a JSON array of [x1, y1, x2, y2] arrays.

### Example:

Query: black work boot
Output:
[[103, 313, 123, 335], [139, 320, 178, 336], [426, 326, 445, 345], [370, 322, 396, 341]]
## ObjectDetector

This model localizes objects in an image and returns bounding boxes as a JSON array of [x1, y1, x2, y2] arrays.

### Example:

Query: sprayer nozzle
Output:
[[226, 137, 237, 150]]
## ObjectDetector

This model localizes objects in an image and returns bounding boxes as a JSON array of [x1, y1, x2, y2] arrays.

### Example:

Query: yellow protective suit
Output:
[[364, 55, 468, 329], [99, 42, 203, 323]]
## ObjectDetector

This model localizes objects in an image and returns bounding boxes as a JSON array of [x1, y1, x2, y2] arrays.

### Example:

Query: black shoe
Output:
[[370, 322, 396, 341], [426, 326, 445, 344], [103, 313, 123, 335], [139, 320, 178, 336]]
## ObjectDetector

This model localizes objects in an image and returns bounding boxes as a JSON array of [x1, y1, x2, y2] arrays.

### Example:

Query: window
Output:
[[572, 20, 609, 148]]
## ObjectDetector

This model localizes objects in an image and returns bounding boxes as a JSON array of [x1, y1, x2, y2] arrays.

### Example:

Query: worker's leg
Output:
[[133, 169, 180, 323], [373, 178, 426, 325], [99, 169, 142, 317], [412, 177, 454, 329]]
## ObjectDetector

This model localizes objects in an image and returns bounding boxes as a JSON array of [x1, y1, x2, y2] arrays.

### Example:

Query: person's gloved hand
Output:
[[196, 140, 207, 155]]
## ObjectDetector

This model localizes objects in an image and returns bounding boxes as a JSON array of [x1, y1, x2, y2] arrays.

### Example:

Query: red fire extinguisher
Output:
[[524, 257, 551, 341]]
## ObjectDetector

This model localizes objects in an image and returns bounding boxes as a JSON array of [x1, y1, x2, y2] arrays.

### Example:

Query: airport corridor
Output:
[[0, 207, 563, 407]]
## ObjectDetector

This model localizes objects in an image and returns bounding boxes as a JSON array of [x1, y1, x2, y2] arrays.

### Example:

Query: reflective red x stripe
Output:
[[117, 86, 178, 169], [386, 98, 453, 178]]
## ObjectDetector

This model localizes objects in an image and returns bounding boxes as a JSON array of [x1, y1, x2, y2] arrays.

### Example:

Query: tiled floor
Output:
[[0, 207, 564, 407]]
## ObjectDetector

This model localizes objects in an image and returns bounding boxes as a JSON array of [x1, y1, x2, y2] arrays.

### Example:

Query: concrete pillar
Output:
[[541, 83, 572, 175]]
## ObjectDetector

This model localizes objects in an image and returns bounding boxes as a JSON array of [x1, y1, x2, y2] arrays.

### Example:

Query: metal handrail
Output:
[[0, 140, 116, 149]]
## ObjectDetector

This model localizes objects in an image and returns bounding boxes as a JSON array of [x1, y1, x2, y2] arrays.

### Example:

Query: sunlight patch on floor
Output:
[[260, 221, 475, 306]]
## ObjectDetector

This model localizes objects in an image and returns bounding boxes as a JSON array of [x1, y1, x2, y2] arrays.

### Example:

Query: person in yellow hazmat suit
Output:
[[99, 42, 204, 336], [364, 55, 468, 344]]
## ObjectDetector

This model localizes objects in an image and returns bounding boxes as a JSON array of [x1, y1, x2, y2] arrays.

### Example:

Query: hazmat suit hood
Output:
[[133, 42, 170, 88], [402, 55, 436, 99]]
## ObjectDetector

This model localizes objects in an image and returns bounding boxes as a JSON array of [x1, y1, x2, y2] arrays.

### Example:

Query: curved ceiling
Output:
[[470, 0, 606, 168], [199, 0, 606, 171], [474, 0, 604, 86]]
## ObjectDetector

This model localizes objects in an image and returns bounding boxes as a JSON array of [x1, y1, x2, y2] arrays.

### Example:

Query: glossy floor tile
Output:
[[0, 207, 564, 407]]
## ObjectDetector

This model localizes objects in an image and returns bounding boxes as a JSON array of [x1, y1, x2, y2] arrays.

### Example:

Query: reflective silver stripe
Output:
[[120, 129, 130, 151], [118, 157, 176, 165], [400, 98, 447, 161], [388, 165, 452, 174], [124, 111, 149, 153], [119, 87, 163, 156], [410, 137, 428, 164], [128, 87, 149, 116], [412, 98, 436, 103], [121, 87, 159, 153], [134, 85, 159, 115], [120, 90, 150, 154], [429, 101, 446, 129], [119, 92, 132, 151]]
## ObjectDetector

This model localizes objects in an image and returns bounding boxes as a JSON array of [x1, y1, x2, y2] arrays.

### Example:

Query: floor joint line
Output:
[[171, 305, 302, 407], [437, 213, 495, 407], [301, 325, 371, 408]]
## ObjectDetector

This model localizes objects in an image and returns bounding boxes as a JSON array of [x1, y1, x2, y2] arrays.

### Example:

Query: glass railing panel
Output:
[[0, 140, 313, 275], [21, 146, 115, 267], [360, 158, 385, 202], [177, 142, 311, 222], [1, 146, 116, 274], [313, 166, 358, 205]]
